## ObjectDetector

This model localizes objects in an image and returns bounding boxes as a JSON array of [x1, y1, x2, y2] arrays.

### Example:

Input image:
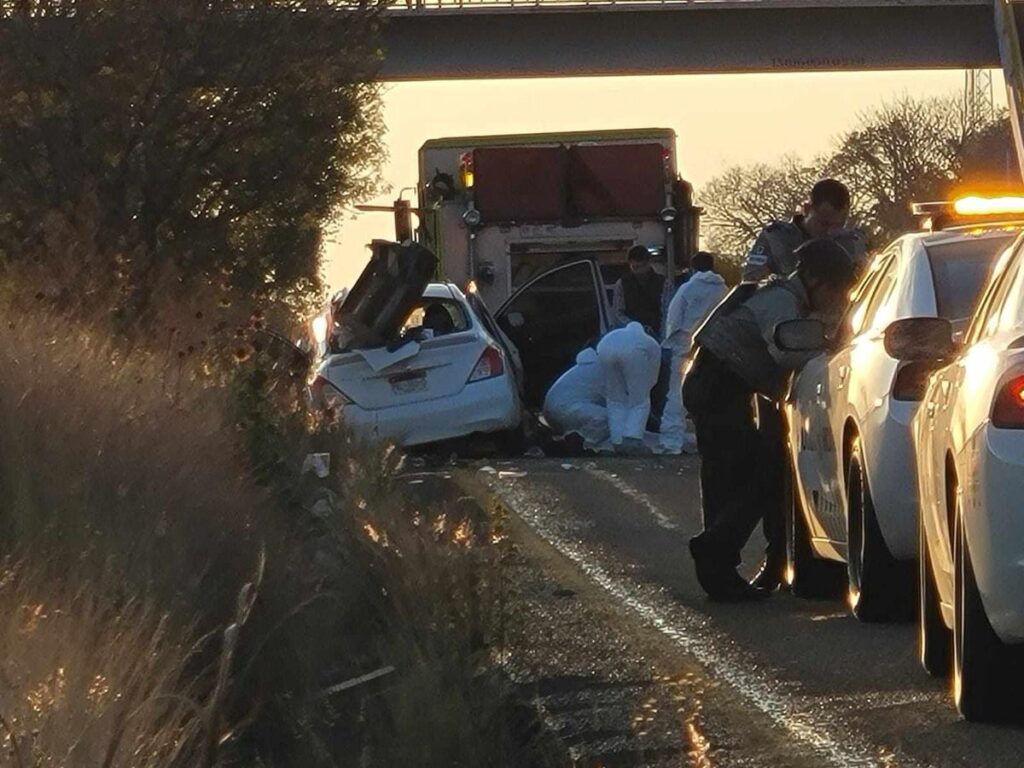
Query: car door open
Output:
[[495, 260, 608, 409]]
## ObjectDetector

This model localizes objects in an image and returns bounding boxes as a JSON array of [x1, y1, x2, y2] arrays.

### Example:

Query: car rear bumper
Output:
[[342, 374, 520, 447], [967, 426, 1024, 644]]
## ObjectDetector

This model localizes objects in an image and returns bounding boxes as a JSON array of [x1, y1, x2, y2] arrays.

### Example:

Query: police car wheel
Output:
[[954, 497, 1017, 722], [919, 509, 951, 678], [846, 440, 913, 623]]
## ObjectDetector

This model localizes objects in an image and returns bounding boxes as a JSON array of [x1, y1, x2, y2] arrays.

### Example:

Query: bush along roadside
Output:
[[0, 292, 567, 767]]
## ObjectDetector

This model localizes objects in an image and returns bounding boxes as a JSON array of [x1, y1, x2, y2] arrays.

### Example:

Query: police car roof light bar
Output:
[[912, 195, 1024, 232]]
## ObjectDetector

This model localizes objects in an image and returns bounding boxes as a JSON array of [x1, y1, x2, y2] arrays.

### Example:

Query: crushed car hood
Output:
[[332, 241, 438, 352]]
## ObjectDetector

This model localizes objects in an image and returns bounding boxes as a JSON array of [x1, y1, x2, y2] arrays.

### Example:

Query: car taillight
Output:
[[309, 374, 352, 415], [992, 374, 1024, 429], [467, 346, 504, 383], [892, 361, 934, 402]]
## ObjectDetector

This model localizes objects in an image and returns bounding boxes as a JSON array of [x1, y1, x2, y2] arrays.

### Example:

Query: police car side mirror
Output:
[[775, 319, 826, 352], [884, 317, 956, 362]]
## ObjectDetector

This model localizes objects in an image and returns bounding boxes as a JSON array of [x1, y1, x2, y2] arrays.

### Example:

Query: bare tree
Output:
[[698, 155, 823, 268], [699, 94, 1017, 267], [826, 96, 966, 245]]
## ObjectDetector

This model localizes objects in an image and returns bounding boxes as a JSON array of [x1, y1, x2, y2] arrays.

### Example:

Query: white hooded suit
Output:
[[596, 322, 662, 445]]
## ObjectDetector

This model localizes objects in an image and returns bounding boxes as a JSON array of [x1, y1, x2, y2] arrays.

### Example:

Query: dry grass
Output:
[[0, 563, 206, 767], [0, 281, 566, 766]]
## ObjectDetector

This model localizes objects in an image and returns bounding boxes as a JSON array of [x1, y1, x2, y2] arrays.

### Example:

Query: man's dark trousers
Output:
[[755, 395, 787, 570], [683, 352, 767, 568]]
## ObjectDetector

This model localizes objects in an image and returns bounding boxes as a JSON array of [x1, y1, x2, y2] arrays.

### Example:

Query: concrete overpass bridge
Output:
[[379, 0, 1002, 79]]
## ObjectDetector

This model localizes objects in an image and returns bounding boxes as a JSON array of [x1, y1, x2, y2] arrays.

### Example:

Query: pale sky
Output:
[[323, 69, 1006, 291]]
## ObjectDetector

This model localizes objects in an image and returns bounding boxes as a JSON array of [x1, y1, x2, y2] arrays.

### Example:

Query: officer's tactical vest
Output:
[[693, 277, 809, 397]]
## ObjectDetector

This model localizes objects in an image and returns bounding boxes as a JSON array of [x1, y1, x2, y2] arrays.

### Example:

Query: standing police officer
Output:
[[684, 239, 857, 601], [742, 179, 865, 592], [742, 179, 866, 282]]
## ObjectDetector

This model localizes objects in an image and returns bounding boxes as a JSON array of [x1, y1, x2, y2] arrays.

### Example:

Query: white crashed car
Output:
[[913, 227, 1024, 721], [784, 222, 1019, 621], [311, 242, 613, 447]]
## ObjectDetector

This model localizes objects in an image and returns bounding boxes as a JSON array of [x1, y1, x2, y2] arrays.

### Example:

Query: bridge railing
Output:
[[385, 0, 986, 12]]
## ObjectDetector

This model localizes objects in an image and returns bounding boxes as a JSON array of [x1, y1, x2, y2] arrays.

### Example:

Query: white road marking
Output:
[[483, 477, 927, 768], [583, 467, 680, 531]]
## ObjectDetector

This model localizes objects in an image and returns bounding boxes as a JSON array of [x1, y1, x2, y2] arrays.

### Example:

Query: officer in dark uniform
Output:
[[742, 179, 865, 592], [613, 245, 666, 335], [683, 239, 857, 601]]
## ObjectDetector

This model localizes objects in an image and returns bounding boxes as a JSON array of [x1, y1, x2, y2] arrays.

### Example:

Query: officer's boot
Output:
[[750, 550, 786, 592], [689, 536, 771, 603]]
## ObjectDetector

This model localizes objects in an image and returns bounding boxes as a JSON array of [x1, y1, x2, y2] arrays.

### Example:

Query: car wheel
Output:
[[786, 467, 844, 599], [846, 439, 912, 622], [919, 511, 951, 677], [953, 496, 1016, 722]]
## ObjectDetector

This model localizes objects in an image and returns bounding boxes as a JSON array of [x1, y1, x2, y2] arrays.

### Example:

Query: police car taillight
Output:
[[992, 374, 1024, 429], [467, 346, 504, 383]]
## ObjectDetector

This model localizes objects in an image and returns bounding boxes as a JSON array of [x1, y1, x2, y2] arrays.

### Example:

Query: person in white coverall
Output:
[[661, 252, 728, 453], [542, 346, 609, 449], [597, 322, 662, 448]]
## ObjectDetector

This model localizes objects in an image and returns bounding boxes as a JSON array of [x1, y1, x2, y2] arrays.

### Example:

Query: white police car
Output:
[[785, 200, 1020, 622]]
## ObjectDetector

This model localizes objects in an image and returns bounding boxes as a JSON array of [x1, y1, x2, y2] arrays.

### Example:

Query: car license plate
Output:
[[390, 372, 427, 395]]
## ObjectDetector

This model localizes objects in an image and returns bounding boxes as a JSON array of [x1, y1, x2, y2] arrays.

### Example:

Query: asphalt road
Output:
[[459, 455, 1024, 768]]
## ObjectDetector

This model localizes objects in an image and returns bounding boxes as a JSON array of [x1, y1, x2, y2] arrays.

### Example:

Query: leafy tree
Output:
[[0, 0, 386, 319]]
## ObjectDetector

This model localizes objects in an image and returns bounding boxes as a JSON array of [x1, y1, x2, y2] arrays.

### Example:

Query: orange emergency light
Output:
[[459, 152, 474, 189], [911, 194, 1024, 231]]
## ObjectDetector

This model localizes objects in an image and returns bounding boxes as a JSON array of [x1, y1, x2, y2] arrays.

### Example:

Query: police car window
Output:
[[1003, 256, 1024, 330], [981, 260, 1021, 339], [924, 235, 1014, 322], [965, 241, 1022, 345], [846, 251, 894, 336], [858, 254, 899, 333]]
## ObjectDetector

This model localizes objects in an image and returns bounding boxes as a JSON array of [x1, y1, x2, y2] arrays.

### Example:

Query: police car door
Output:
[[789, 253, 893, 550], [821, 250, 899, 546]]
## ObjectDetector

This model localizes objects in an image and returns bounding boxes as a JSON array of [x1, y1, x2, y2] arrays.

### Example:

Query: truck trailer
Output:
[[415, 129, 701, 312]]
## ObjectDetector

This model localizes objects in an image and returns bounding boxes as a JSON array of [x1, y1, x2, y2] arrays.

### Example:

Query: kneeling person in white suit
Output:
[[597, 322, 662, 448], [542, 346, 610, 449]]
